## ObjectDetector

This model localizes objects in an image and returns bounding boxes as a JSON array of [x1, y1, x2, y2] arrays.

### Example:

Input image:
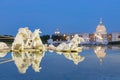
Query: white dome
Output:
[[96, 24, 106, 33], [96, 19, 106, 34]]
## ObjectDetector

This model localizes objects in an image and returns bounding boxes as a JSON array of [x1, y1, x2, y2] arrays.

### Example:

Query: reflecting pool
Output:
[[0, 46, 120, 80]]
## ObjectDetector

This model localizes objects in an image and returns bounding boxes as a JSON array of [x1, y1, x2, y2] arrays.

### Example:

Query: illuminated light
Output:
[[94, 46, 106, 65], [94, 18, 108, 44], [63, 34, 66, 37], [55, 28, 60, 35], [96, 18, 106, 34]]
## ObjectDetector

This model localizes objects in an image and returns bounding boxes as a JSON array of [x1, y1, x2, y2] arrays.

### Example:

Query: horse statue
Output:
[[12, 27, 32, 51], [0, 42, 9, 50], [32, 29, 43, 49], [56, 34, 84, 51], [12, 27, 45, 51]]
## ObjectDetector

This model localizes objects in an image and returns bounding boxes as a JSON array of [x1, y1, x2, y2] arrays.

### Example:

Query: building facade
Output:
[[112, 32, 120, 41], [49, 19, 120, 44], [94, 19, 108, 44]]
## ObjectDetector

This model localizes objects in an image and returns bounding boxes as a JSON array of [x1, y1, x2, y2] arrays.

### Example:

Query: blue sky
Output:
[[0, 0, 120, 35]]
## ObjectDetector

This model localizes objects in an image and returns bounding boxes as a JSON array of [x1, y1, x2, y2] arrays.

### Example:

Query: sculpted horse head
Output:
[[33, 29, 41, 35], [18, 27, 32, 40], [31, 29, 43, 48], [12, 27, 32, 50], [71, 34, 84, 45]]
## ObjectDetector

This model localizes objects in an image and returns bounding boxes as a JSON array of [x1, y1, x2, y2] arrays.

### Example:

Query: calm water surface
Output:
[[0, 46, 120, 80]]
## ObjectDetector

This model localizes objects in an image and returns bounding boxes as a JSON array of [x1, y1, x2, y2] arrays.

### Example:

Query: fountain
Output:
[[0, 42, 9, 50], [0, 42, 9, 57], [12, 51, 45, 74], [63, 52, 85, 65], [55, 46, 85, 65], [48, 44, 56, 52], [55, 34, 84, 52], [12, 27, 45, 51]]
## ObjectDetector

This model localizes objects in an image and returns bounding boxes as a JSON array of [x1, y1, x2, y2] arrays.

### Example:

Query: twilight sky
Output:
[[0, 0, 120, 35]]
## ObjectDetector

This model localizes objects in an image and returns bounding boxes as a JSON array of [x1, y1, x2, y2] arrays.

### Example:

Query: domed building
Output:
[[54, 28, 60, 35], [94, 46, 106, 65], [94, 18, 108, 44], [96, 18, 106, 34]]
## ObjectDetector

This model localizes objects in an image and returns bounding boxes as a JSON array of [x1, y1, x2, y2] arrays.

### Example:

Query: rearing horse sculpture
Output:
[[56, 34, 84, 51], [12, 27, 45, 51]]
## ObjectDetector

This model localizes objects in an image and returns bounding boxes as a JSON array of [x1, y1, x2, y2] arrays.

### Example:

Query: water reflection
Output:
[[0, 50, 9, 58], [0, 50, 13, 65], [12, 51, 45, 74], [94, 46, 106, 64], [56, 47, 85, 65], [0, 45, 120, 74]]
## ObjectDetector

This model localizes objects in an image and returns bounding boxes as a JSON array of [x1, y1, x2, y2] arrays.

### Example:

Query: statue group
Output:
[[12, 27, 45, 51]]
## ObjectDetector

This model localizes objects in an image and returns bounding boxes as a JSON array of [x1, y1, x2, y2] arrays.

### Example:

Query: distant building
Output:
[[112, 32, 120, 41], [54, 28, 60, 35], [47, 38, 53, 44], [82, 33, 90, 44], [107, 34, 112, 42], [50, 19, 120, 45], [94, 18, 108, 44], [81, 18, 109, 44]]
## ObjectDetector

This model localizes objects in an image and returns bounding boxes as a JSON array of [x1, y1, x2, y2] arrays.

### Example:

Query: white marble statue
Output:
[[12, 27, 31, 50], [12, 27, 45, 51], [56, 34, 84, 51], [32, 29, 44, 50], [0, 42, 9, 50], [48, 44, 56, 52]]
